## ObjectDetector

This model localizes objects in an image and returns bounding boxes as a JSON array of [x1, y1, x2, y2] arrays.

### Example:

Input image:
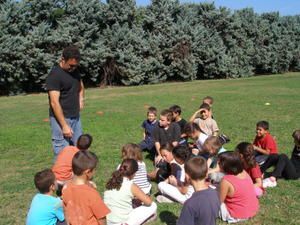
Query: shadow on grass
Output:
[[159, 211, 178, 225], [145, 151, 155, 161]]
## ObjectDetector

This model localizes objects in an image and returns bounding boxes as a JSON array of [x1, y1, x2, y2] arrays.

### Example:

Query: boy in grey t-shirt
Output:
[[177, 157, 220, 225]]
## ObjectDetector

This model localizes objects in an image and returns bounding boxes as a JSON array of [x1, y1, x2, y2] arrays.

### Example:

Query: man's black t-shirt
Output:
[[46, 65, 81, 118]]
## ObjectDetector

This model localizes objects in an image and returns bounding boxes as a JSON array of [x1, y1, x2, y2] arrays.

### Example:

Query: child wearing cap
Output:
[[189, 103, 219, 136]]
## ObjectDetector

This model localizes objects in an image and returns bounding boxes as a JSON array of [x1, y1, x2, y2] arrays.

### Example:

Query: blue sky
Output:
[[135, 0, 300, 16]]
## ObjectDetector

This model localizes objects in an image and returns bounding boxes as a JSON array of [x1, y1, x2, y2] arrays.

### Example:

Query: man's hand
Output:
[[62, 124, 73, 138]]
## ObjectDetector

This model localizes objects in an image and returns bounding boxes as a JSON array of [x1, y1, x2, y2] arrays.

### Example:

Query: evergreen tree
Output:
[[1, 0, 300, 94], [0, 0, 30, 94], [57, 0, 108, 85], [98, 0, 148, 86]]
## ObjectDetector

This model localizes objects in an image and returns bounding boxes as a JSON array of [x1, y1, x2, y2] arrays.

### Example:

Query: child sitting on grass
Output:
[[189, 103, 219, 136], [169, 104, 187, 134], [153, 109, 181, 165], [148, 143, 180, 183], [119, 143, 151, 194], [261, 130, 300, 185], [177, 157, 220, 225], [139, 106, 158, 158], [291, 129, 300, 174], [157, 145, 194, 204], [26, 169, 65, 225], [235, 142, 264, 197], [253, 120, 278, 187], [184, 122, 208, 156], [52, 134, 92, 195], [62, 151, 110, 225], [202, 136, 227, 184], [202, 96, 214, 118], [219, 152, 259, 223], [104, 159, 157, 225]]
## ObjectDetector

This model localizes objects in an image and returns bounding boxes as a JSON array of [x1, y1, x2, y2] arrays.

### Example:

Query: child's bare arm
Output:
[[97, 217, 107, 225], [219, 179, 230, 203], [143, 129, 146, 140], [254, 178, 263, 188], [168, 175, 178, 186], [189, 109, 201, 122], [253, 145, 270, 155], [212, 131, 219, 136], [131, 184, 152, 206], [172, 141, 179, 147]]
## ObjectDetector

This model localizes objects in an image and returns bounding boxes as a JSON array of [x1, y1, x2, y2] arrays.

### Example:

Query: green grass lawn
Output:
[[0, 73, 300, 225]]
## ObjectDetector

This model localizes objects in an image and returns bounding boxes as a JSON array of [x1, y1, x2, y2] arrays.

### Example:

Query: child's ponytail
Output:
[[235, 142, 256, 168], [106, 159, 138, 190], [106, 170, 123, 190]]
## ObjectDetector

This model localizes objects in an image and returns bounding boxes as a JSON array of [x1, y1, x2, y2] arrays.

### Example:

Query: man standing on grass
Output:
[[46, 46, 84, 157]]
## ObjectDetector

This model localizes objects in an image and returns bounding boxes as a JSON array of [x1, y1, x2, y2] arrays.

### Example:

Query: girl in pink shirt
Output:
[[235, 142, 264, 197], [219, 152, 259, 223]]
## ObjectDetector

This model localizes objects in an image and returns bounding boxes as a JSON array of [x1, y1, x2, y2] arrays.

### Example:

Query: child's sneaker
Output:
[[219, 134, 230, 145], [156, 195, 174, 203], [263, 177, 277, 188]]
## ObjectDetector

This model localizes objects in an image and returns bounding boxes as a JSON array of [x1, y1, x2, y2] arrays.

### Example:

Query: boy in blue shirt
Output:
[[177, 157, 220, 225], [26, 169, 65, 225], [140, 106, 158, 158]]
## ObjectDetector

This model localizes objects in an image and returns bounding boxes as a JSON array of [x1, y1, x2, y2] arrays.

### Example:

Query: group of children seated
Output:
[[26, 96, 300, 225]]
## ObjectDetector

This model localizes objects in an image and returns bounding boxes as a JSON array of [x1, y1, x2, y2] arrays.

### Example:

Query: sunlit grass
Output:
[[0, 73, 299, 224]]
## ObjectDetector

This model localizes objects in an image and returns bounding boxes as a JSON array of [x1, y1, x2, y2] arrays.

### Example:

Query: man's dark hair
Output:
[[185, 157, 207, 180], [62, 45, 81, 61], [72, 151, 98, 176], [169, 105, 182, 115], [34, 169, 55, 194], [218, 151, 243, 175], [256, 120, 269, 130], [77, 134, 93, 150]]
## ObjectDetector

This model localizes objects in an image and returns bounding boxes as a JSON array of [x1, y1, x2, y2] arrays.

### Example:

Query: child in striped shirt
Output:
[[119, 143, 152, 194]]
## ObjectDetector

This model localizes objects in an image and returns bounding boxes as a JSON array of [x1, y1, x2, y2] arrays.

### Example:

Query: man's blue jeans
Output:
[[50, 116, 82, 157]]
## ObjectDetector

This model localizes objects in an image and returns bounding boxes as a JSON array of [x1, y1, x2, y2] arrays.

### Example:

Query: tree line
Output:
[[0, 0, 299, 95]]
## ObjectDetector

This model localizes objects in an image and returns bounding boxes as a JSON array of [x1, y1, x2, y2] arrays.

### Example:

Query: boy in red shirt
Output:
[[52, 134, 92, 195], [62, 151, 110, 225], [253, 121, 278, 187]]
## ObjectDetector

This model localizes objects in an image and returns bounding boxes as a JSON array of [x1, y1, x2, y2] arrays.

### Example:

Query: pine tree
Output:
[[98, 0, 147, 86], [0, 0, 30, 94]]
